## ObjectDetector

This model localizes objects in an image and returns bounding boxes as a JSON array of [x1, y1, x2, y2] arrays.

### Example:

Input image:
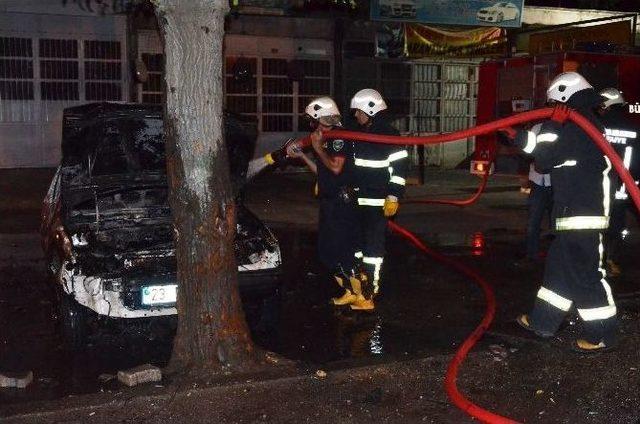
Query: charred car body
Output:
[[41, 103, 281, 340]]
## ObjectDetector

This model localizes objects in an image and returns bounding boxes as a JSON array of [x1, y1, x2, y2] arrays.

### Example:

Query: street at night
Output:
[[2, 169, 640, 422], [2, 0, 640, 422]]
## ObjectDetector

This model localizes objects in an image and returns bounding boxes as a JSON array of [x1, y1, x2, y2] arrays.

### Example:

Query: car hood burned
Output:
[[58, 103, 265, 260]]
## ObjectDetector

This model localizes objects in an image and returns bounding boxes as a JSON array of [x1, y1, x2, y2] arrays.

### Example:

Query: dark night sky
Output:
[[524, 0, 640, 12]]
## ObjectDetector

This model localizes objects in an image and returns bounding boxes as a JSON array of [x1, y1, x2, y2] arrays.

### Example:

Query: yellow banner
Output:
[[406, 24, 505, 57]]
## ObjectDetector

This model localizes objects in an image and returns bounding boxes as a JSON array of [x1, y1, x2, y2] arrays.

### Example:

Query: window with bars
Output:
[[84, 40, 121, 101], [413, 63, 478, 133], [141, 53, 164, 104], [0, 37, 34, 100], [298, 59, 331, 131], [39, 38, 79, 101], [343, 59, 411, 132], [223, 56, 332, 133], [261, 58, 292, 132], [224, 56, 257, 117]]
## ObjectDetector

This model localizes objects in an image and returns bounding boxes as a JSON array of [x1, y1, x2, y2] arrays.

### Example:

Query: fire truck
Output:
[[471, 51, 640, 175]]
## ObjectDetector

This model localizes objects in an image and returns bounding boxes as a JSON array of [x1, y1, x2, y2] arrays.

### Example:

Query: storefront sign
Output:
[[371, 0, 524, 28]]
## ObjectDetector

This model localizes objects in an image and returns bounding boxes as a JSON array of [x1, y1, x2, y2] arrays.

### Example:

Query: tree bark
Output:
[[154, 0, 255, 373]]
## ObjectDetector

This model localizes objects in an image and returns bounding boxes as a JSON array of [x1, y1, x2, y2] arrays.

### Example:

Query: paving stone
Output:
[[0, 370, 34, 388], [117, 364, 162, 387]]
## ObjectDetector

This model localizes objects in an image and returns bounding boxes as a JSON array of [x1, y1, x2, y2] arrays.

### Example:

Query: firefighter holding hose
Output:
[[286, 97, 363, 307], [347, 89, 409, 311], [503, 72, 617, 353], [598, 88, 639, 277]]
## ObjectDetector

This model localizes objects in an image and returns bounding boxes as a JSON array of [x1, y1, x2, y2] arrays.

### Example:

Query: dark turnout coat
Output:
[[350, 113, 409, 205], [517, 89, 611, 232]]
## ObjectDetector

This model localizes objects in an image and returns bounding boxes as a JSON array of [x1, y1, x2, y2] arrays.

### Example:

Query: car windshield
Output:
[[90, 117, 165, 176]]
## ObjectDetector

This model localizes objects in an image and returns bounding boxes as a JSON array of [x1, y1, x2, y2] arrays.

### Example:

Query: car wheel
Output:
[[58, 293, 88, 351]]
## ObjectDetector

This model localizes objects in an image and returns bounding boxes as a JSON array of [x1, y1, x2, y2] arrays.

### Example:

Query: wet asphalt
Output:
[[1, 168, 640, 408]]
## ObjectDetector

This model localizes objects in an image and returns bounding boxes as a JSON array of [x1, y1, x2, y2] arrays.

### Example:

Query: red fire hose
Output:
[[387, 220, 516, 423], [307, 107, 640, 212], [403, 168, 491, 207], [300, 107, 640, 423]]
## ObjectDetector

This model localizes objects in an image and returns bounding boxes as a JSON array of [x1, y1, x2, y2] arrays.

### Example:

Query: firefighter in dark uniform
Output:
[[598, 88, 638, 277], [286, 97, 361, 306], [508, 72, 617, 353], [347, 89, 409, 311]]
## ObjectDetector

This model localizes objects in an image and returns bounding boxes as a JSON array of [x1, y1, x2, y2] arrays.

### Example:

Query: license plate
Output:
[[141, 285, 177, 305]]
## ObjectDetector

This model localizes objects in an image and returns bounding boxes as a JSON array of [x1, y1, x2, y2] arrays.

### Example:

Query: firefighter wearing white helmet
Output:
[[350, 88, 388, 116], [546, 71, 593, 103], [600, 88, 626, 109], [507, 72, 618, 353], [345, 88, 409, 311], [264, 97, 343, 167], [304, 96, 342, 126], [598, 87, 638, 278], [287, 97, 362, 307]]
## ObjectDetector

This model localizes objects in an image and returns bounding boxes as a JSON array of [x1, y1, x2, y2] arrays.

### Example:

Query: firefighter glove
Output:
[[383, 195, 399, 217]]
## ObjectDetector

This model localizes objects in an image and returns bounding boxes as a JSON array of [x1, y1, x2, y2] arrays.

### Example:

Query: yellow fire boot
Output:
[[331, 289, 357, 306], [573, 338, 614, 354], [350, 296, 375, 311], [349, 274, 375, 311], [331, 275, 357, 306]]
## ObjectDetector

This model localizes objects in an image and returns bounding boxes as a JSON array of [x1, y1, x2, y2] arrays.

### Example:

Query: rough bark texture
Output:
[[154, 0, 255, 373]]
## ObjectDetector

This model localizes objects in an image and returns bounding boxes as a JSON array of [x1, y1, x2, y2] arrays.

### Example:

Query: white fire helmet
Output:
[[546, 72, 592, 103], [350, 88, 387, 116], [305, 97, 340, 120], [600, 87, 626, 109]]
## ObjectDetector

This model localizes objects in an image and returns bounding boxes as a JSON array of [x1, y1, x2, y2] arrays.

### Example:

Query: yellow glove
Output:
[[383, 196, 399, 217], [264, 153, 275, 165]]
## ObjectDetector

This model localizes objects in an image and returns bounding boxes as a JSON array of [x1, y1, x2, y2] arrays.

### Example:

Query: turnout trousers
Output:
[[529, 231, 617, 345], [318, 197, 360, 275], [354, 203, 387, 299], [525, 183, 553, 260], [605, 198, 627, 263]]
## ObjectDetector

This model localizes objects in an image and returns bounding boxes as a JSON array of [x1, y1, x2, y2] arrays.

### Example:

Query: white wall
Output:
[[523, 6, 639, 45], [0, 0, 121, 16], [0, 9, 128, 168]]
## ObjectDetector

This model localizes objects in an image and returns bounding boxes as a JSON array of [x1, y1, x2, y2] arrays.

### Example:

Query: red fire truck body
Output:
[[472, 51, 640, 175]]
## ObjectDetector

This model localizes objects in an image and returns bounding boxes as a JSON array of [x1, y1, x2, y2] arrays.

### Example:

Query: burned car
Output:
[[41, 103, 281, 344]]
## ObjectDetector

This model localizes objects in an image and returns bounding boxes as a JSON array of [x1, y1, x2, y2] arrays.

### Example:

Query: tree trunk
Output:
[[154, 0, 255, 373]]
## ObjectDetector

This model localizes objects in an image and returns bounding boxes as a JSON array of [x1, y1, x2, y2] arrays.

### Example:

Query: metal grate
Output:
[[39, 39, 79, 101], [297, 59, 331, 131], [344, 60, 411, 131], [223, 56, 332, 134], [84, 40, 121, 101], [261, 58, 291, 132], [224, 56, 257, 118], [0, 37, 34, 100], [141, 53, 164, 104]]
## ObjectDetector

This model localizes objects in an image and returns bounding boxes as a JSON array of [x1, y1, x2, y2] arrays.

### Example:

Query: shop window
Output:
[[224, 56, 257, 119], [39, 39, 78, 101], [84, 40, 122, 101], [0, 37, 34, 100], [141, 53, 164, 104]]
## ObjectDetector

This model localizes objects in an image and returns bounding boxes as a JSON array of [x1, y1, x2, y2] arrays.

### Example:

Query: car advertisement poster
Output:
[[371, 0, 524, 28]]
